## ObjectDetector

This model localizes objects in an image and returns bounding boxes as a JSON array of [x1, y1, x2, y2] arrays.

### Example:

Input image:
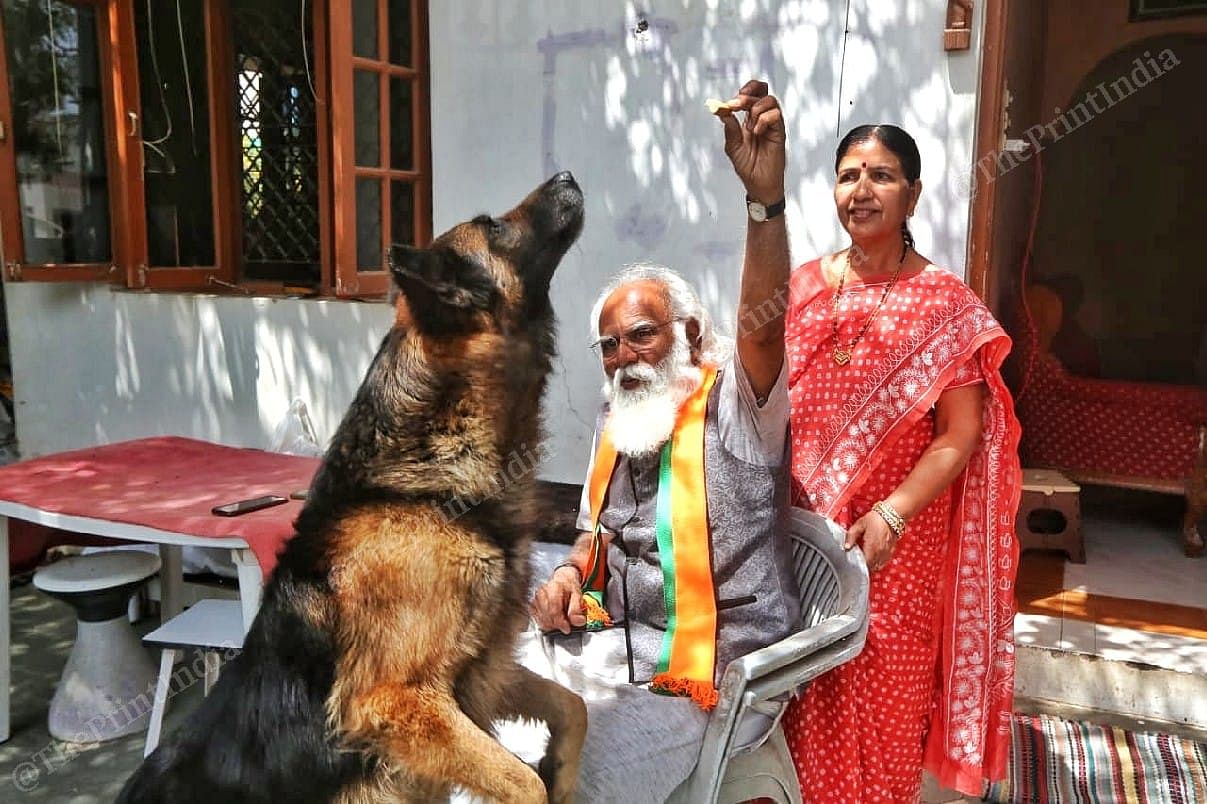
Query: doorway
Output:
[[970, 1, 1207, 376], [970, 1, 1207, 558]]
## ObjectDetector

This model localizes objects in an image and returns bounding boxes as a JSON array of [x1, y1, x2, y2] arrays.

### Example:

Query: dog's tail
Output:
[[114, 658, 253, 803], [114, 753, 169, 804]]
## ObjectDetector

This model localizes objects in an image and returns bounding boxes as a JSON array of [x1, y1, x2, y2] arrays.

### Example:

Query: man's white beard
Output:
[[603, 335, 703, 459]]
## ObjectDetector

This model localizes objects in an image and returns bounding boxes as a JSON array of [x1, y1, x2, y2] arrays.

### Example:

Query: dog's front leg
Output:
[[496, 666, 587, 804], [347, 682, 546, 804]]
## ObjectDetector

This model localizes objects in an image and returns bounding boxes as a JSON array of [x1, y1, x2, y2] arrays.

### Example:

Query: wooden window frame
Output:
[[0, 0, 125, 282], [117, 0, 238, 292], [0, 0, 431, 299], [328, 0, 432, 297]]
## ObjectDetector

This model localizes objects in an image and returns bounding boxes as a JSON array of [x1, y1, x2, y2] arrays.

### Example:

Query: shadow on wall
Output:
[[6, 280, 393, 458], [436, 1, 979, 481], [4, 2, 986, 473]]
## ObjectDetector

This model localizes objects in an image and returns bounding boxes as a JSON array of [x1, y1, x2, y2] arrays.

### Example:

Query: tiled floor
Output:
[[1014, 486, 1207, 676]]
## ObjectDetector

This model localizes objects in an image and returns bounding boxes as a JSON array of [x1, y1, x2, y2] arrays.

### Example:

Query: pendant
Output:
[[833, 347, 851, 366]]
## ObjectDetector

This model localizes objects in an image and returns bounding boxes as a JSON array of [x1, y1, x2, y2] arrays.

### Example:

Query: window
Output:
[[329, 0, 430, 296], [0, 0, 432, 297], [0, 0, 116, 281]]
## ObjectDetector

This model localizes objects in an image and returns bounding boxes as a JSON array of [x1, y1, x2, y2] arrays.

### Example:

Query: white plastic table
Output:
[[0, 437, 318, 742]]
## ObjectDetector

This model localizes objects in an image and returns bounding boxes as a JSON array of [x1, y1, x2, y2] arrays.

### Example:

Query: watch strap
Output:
[[747, 195, 786, 220]]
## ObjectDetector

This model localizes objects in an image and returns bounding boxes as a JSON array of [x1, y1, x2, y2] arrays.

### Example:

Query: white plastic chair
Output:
[[671, 508, 870, 803]]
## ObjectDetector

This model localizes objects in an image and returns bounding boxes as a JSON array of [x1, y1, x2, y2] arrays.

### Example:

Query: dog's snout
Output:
[[549, 171, 582, 196]]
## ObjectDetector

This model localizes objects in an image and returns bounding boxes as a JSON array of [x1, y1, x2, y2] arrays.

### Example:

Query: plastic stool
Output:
[[33, 551, 161, 742], [141, 598, 245, 756], [1018, 468, 1084, 563]]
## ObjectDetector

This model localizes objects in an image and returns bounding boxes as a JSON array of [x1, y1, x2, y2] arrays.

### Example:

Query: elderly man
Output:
[[525, 80, 796, 801]]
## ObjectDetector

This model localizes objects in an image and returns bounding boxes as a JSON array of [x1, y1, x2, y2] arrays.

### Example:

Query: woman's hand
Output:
[[845, 510, 899, 572], [844, 384, 985, 573], [719, 80, 786, 206]]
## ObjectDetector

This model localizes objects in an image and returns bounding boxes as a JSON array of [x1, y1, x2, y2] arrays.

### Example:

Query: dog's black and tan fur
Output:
[[118, 173, 587, 803]]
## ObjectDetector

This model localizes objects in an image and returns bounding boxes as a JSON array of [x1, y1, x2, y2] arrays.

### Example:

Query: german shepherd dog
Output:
[[118, 173, 587, 803]]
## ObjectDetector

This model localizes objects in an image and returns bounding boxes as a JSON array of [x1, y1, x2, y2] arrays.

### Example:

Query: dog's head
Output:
[[387, 172, 584, 336]]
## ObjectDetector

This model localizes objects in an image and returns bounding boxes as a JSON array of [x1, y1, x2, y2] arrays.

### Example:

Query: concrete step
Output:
[[1015, 643, 1207, 734]]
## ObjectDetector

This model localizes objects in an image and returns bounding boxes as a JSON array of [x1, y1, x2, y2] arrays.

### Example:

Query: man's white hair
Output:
[[588, 263, 733, 365]]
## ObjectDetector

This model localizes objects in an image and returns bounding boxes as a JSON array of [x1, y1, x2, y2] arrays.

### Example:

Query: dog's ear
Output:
[[388, 245, 472, 308], [388, 245, 496, 331]]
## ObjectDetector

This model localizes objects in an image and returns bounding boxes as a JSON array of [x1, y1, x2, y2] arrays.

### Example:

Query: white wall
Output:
[[430, 0, 984, 482], [5, 282, 392, 458], [5, 0, 984, 480]]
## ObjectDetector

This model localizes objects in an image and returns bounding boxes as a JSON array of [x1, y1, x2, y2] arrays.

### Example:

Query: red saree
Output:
[[781, 259, 1022, 801]]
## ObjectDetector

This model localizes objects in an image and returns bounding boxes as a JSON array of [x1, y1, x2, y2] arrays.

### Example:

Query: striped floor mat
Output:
[[985, 713, 1207, 803]]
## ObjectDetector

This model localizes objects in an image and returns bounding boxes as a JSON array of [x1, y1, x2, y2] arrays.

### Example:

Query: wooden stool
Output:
[[1018, 469, 1084, 563]]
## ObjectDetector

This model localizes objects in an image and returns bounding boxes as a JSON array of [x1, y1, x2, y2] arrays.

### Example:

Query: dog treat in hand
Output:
[[706, 98, 735, 117]]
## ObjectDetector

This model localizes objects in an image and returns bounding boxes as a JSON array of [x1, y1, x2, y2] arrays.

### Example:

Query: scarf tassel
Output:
[[581, 592, 613, 630], [651, 673, 719, 710]]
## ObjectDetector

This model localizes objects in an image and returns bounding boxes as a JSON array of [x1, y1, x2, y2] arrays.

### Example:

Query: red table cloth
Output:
[[0, 436, 320, 577]]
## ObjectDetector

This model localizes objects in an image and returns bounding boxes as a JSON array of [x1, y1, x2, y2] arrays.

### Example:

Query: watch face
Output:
[[748, 201, 767, 222]]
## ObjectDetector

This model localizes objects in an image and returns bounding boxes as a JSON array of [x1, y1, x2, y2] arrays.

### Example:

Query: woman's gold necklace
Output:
[[830, 242, 908, 366]]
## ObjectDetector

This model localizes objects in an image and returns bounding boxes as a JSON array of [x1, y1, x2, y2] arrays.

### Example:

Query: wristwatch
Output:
[[746, 195, 786, 222]]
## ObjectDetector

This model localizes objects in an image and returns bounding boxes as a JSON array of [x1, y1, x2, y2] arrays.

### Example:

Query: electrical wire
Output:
[[302, 0, 317, 101], [141, 0, 176, 174], [142, 139, 172, 170], [835, 0, 852, 138], [46, 0, 63, 156], [144, 0, 172, 146], [175, 0, 197, 154]]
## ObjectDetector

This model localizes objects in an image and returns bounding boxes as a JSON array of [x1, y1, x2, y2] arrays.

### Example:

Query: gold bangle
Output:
[[871, 500, 906, 539]]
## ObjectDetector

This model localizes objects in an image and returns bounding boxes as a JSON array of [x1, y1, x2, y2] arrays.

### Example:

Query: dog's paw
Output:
[[537, 755, 576, 804]]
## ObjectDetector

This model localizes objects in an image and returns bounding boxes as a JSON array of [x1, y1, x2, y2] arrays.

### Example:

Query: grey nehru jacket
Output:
[[574, 355, 801, 685]]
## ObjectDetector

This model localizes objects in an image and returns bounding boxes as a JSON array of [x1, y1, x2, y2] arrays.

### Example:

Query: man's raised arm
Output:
[[717, 80, 790, 400]]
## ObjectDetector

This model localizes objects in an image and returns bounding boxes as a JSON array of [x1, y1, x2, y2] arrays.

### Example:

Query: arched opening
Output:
[[1029, 34, 1207, 385]]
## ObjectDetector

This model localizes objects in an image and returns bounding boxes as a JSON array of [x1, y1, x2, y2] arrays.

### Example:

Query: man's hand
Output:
[[718, 80, 787, 205], [530, 565, 588, 634]]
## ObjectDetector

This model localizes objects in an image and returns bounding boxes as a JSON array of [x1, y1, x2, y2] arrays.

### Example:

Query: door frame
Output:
[[966, 0, 1009, 307]]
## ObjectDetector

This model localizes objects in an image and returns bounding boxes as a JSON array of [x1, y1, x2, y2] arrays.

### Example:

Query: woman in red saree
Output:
[[781, 125, 1022, 801]]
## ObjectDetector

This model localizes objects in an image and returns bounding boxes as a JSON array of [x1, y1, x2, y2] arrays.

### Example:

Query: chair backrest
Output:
[[792, 513, 852, 628], [675, 508, 870, 803]]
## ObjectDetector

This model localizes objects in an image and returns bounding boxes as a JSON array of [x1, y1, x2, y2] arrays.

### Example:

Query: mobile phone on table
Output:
[[211, 495, 289, 517]]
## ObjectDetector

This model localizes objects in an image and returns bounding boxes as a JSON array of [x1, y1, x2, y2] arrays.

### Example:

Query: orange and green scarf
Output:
[[582, 365, 720, 709]]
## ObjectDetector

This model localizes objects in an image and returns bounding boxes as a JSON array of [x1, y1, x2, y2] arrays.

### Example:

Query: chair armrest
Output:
[[682, 509, 870, 804], [723, 613, 862, 685], [743, 630, 866, 705]]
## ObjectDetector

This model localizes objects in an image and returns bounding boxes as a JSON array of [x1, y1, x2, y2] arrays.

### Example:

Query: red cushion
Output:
[[1018, 351, 1207, 482]]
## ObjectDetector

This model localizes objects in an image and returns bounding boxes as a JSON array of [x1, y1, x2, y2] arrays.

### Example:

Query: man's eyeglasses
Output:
[[590, 318, 682, 360]]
